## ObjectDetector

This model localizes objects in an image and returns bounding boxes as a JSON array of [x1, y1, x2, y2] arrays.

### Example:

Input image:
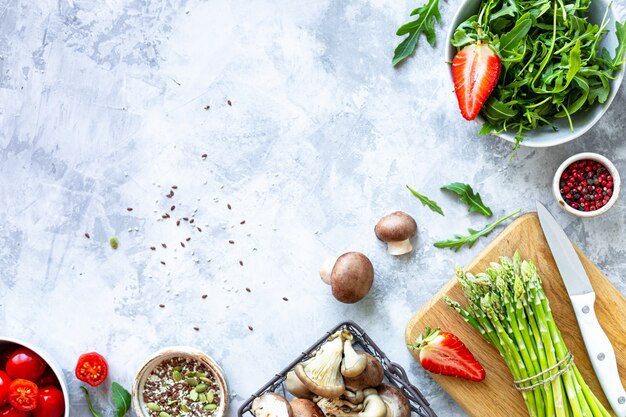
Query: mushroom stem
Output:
[[385, 239, 413, 256], [320, 257, 337, 285]]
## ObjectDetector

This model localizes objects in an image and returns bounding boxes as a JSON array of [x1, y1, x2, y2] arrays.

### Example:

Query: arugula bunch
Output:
[[452, 0, 626, 149]]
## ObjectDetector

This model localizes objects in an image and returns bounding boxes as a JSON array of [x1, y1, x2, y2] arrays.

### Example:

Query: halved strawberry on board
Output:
[[452, 42, 501, 121], [409, 327, 486, 382]]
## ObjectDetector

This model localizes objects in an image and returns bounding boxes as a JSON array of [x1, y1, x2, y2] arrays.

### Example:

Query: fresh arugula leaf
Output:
[[441, 182, 493, 217], [498, 13, 532, 57], [112, 382, 132, 417], [81, 387, 104, 417], [393, 0, 442, 66], [609, 21, 626, 69], [434, 210, 520, 251], [406, 185, 444, 216]]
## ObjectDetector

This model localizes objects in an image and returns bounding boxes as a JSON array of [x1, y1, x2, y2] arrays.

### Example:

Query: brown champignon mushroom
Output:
[[290, 399, 324, 417], [374, 212, 417, 255], [376, 384, 410, 417], [344, 353, 384, 390], [252, 393, 294, 417], [330, 252, 374, 304]]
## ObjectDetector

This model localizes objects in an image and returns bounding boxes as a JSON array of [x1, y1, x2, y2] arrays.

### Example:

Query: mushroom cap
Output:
[[252, 393, 293, 417], [286, 370, 314, 399], [344, 353, 384, 390], [290, 399, 324, 417], [376, 384, 410, 417], [330, 252, 374, 304], [374, 211, 417, 242]]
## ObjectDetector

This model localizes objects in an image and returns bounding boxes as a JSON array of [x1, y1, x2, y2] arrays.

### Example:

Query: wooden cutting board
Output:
[[406, 213, 626, 417]]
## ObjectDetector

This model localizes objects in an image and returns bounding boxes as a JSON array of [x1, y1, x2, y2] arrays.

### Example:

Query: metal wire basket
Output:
[[238, 321, 438, 417]]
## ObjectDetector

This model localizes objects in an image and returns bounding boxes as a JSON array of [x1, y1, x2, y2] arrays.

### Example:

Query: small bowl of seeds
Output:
[[132, 346, 228, 417], [553, 152, 621, 218]]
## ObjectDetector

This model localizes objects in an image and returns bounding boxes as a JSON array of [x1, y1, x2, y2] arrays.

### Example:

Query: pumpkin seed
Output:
[[189, 390, 199, 401], [185, 377, 199, 386], [195, 383, 208, 393], [181, 404, 190, 412], [147, 403, 161, 412], [173, 370, 183, 382], [195, 372, 207, 378], [168, 400, 179, 405], [207, 390, 215, 403], [159, 412, 171, 417], [185, 371, 196, 377], [173, 366, 183, 372], [199, 376, 212, 383], [199, 393, 207, 403], [205, 404, 217, 411]]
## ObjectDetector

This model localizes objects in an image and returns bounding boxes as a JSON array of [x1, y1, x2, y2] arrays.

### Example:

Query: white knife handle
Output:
[[571, 292, 626, 417]]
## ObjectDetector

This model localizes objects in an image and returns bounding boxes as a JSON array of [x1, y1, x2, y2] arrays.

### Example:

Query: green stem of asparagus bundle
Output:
[[445, 251, 611, 417]]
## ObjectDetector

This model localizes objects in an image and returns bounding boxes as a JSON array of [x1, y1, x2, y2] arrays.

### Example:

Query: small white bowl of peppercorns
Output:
[[554, 152, 621, 217]]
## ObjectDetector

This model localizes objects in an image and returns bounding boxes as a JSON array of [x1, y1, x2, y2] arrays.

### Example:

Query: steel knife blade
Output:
[[536, 201, 626, 417]]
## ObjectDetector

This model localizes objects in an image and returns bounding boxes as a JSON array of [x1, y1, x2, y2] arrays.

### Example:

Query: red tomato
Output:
[[0, 405, 30, 417], [5, 349, 46, 382], [8, 380, 38, 411], [74, 353, 107, 387], [0, 371, 12, 406], [32, 387, 64, 417], [35, 369, 58, 389]]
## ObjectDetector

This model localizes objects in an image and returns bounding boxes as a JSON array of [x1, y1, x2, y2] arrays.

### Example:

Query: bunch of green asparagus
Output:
[[445, 252, 610, 417]]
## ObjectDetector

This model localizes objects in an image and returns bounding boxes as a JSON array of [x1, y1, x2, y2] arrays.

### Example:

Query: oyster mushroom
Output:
[[358, 388, 387, 417], [344, 353, 384, 390], [290, 399, 324, 417], [377, 384, 410, 417], [286, 369, 314, 399], [252, 393, 293, 417], [295, 331, 347, 398], [374, 211, 417, 255], [358, 389, 387, 417], [341, 339, 367, 378], [316, 397, 363, 417], [327, 252, 374, 304], [342, 387, 365, 405]]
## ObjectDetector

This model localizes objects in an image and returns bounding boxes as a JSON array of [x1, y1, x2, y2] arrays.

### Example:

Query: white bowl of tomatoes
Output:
[[0, 338, 68, 417]]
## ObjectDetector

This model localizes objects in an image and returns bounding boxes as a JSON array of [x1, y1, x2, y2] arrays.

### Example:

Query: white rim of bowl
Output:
[[132, 346, 228, 417], [0, 337, 70, 417], [552, 152, 621, 217]]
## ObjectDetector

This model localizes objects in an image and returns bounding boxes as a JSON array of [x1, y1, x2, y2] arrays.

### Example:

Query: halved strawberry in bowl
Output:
[[452, 42, 501, 121], [409, 327, 486, 382]]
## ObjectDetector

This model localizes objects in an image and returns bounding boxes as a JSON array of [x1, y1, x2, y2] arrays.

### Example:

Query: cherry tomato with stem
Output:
[[5, 348, 46, 382], [33, 386, 65, 417], [8, 379, 38, 412], [75, 352, 108, 387]]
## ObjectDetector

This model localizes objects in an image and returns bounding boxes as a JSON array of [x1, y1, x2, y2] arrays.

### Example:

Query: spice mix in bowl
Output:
[[133, 346, 228, 417]]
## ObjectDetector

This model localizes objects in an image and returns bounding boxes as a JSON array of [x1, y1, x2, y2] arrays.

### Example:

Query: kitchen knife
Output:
[[537, 201, 626, 417]]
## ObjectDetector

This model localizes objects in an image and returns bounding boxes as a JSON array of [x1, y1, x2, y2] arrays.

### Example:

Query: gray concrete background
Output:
[[1, 0, 625, 416]]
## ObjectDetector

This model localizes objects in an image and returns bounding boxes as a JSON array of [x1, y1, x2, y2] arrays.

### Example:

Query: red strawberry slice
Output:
[[410, 327, 486, 382], [452, 43, 501, 121]]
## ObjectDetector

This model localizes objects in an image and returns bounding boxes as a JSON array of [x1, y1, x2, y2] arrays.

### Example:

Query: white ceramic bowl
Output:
[[0, 337, 70, 417], [553, 152, 621, 217], [445, 0, 625, 147], [132, 346, 228, 417]]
